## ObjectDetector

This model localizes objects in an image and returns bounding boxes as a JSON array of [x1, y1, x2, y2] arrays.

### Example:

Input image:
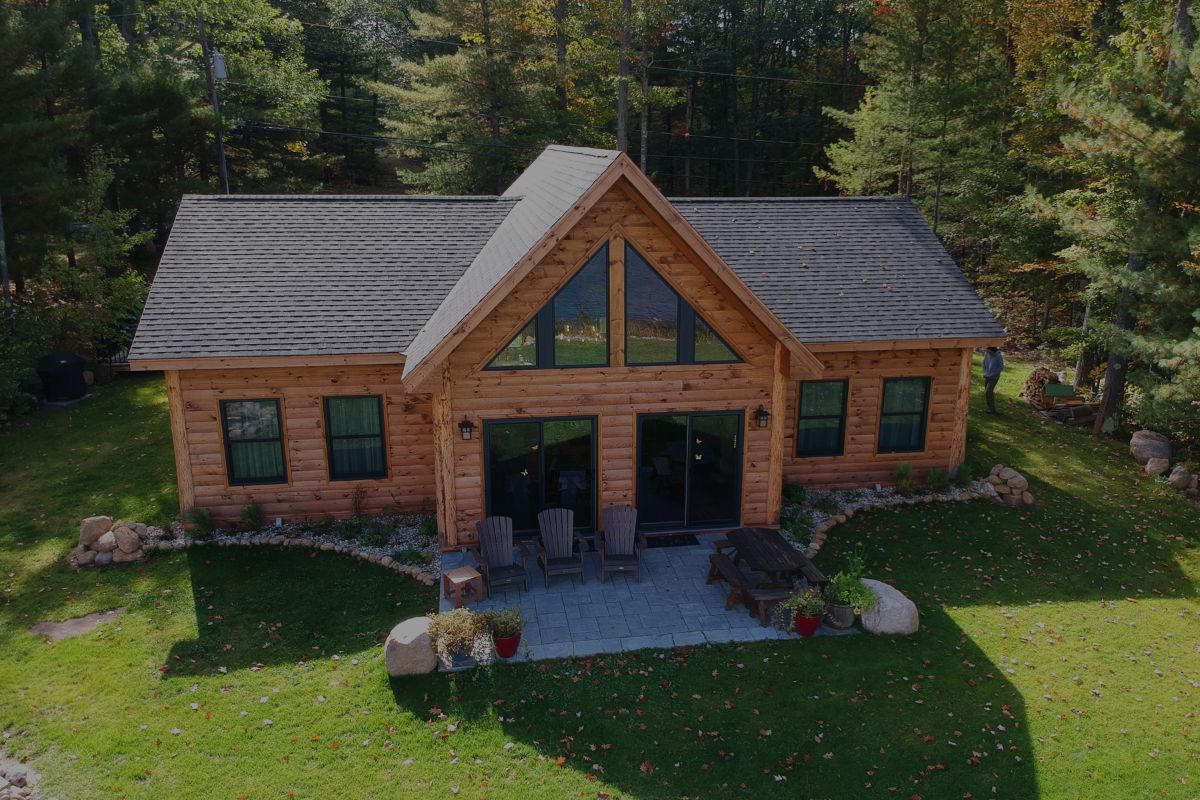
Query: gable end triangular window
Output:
[[625, 243, 739, 365], [487, 244, 609, 370]]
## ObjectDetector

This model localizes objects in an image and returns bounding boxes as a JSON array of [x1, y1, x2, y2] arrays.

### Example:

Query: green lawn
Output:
[[0, 365, 1196, 799]]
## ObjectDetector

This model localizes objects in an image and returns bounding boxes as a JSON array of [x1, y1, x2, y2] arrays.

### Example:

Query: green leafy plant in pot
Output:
[[771, 587, 826, 637], [824, 545, 877, 629], [482, 608, 525, 659], [427, 608, 494, 670]]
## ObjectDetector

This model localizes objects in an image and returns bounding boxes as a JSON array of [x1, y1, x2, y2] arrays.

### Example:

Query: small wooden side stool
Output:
[[442, 566, 484, 608]]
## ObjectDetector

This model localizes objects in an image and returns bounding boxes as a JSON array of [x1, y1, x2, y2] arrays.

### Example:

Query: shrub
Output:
[[238, 499, 263, 532], [781, 483, 807, 506], [952, 466, 973, 489], [481, 608, 524, 638], [392, 547, 425, 565], [781, 505, 813, 542], [825, 543, 877, 613], [925, 467, 950, 492], [356, 516, 393, 548], [770, 588, 826, 631], [813, 493, 840, 514], [895, 463, 914, 496], [427, 608, 493, 665], [419, 514, 438, 539], [186, 507, 217, 538]]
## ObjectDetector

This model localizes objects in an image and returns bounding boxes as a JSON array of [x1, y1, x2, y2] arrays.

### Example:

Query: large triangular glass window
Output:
[[487, 244, 609, 369], [625, 243, 740, 365]]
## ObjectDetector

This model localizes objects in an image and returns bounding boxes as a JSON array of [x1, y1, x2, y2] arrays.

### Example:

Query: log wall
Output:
[[174, 365, 435, 521]]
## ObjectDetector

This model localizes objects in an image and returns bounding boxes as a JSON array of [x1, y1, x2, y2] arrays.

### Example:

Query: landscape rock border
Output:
[[71, 517, 440, 586], [797, 479, 996, 560], [1128, 429, 1198, 501]]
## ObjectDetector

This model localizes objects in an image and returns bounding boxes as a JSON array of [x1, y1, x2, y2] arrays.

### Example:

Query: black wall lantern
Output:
[[754, 405, 771, 429], [458, 417, 476, 441]]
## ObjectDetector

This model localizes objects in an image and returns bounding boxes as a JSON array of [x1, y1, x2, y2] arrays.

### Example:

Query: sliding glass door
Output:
[[484, 417, 596, 534], [636, 412, 742, 529]]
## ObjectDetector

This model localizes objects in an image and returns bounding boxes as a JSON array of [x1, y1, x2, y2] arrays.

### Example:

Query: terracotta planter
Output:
[[825, 603, 855, 629], [493, 632, 522, 659], [793, 613, 822, 637]]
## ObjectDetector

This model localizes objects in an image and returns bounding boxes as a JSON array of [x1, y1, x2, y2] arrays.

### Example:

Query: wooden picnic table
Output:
[[724, 526, 827, 590]]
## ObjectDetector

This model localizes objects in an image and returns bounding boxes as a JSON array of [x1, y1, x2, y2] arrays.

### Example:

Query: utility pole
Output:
[[197, 10, 231, 194], [0, 195, 13, 333]]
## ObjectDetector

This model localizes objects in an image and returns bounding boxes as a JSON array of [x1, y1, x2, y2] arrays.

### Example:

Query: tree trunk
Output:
[[1074, 300, 1097, 392], [480, 0, 503, 193], [617, 0, 630, 153], [554, 0, 568, 112], [639, 42, 650, 171], [683, 79, 694, 194], [1095, 0, 1194, 435]]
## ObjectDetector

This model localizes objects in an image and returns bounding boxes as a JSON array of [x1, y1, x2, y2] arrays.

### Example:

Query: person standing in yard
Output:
[[983, 346, 1005, 413]]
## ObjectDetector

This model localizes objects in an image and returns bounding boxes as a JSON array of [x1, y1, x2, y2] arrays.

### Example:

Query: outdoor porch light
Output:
[[754, 405, 771, 429], [458, 417, 476, 441]]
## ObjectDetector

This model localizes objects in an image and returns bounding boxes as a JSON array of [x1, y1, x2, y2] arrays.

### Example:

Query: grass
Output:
[[1, 365, 1196, 799]]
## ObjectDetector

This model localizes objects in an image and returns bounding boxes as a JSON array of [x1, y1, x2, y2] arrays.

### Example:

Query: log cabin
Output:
[[128, 145, 1004, 548]]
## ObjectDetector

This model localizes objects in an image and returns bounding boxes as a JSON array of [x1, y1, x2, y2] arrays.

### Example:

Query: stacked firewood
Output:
[[1020, 367, 1061, 410]]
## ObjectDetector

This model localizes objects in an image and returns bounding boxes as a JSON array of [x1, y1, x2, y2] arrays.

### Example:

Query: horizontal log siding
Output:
[[176, 365, 435, 521], [445, 181, 779, 546], [783, 346, 972, 488]]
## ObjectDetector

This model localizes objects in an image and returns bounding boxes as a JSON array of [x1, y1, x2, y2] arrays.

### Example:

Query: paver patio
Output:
[[439, 532, 850, 661]]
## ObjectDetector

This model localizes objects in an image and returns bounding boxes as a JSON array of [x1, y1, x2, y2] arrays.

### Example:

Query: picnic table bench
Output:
[[722, 526, 827, 590]]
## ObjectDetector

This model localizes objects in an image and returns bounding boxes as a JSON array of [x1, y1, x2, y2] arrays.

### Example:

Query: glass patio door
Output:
[[636, 412, 742, 529], [484, 417, 596, 535]]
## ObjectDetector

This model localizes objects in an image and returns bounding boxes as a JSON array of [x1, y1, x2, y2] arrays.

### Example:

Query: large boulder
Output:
[[1130, 430, 1171, 465], [79, 516, 113, 547], [113, 525, 141, 554], [384, 617, 438, 677], [860, 579, 919, 635], [92, 531, 118, 553], [1168, 464, 1193, 491], [112, 548, 143, 564], [94, 551, 113, 567], [1145, 458, 1171, 477]]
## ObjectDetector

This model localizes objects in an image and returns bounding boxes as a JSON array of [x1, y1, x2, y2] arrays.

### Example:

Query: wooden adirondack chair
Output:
[[471, 516, 530, 597], [535, 508, 588, 588], [597, 505, 646, 582]]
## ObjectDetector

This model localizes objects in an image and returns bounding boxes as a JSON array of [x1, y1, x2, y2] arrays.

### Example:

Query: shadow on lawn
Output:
[[390, 603, 1037, 799], [163, 547, 433, 676]]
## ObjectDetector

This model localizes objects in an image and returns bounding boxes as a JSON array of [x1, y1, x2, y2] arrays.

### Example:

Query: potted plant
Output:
[[771, 588, 826, 637], [427, 608, 494, 670], [482, 608, 525, 658], [824, 545, 877, 629]]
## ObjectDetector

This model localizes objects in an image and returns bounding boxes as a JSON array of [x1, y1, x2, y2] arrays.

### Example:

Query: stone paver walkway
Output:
[[439, 533, 851, 661]]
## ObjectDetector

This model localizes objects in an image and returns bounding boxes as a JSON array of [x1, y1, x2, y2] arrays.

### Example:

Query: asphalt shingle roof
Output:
[[672, 196, 1004, 343], [130, 146, 1002, 365], [401, 145, 620, 377], [129, 195, 517, 360]]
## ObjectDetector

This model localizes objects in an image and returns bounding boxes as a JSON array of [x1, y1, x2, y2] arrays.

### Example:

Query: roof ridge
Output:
[[180, 194, 515, 202], [668, 195, 905, 203], [544, 144, 621, 158]]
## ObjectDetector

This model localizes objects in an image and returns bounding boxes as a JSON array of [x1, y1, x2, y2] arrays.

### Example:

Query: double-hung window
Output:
[[878, 378, 931, 453], [795, 380, 848, 457], [324, 396, 387, 480], [220, 399, 287, 485]]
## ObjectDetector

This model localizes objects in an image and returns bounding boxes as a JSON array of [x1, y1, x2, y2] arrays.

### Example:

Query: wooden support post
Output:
[[609, 232, 626, 367], [950, 347, 972, 473], [766, 341, 789, 525], [164, 370, 195, 513], [432, 363, 458, 548]]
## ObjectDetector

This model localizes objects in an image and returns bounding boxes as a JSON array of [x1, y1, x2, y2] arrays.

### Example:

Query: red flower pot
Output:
[[794, 613, 822, 638], [493, 632, 522, 659]]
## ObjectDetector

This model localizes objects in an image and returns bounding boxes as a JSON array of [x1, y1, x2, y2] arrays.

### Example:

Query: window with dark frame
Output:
[[795, 379, 848, 457], [220, 399, 287, 485], [324, 396, 387, 480], [625, 243, 740, 366], [486, 245, 609, 370], [878, 377, 931, 454]]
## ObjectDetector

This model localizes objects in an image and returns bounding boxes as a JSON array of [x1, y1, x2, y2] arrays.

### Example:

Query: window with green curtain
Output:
[[325, 396, 387, 480], [220, 399, 287, 485], [796, 380, 848, 457], [878, 377, 931, 453]]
